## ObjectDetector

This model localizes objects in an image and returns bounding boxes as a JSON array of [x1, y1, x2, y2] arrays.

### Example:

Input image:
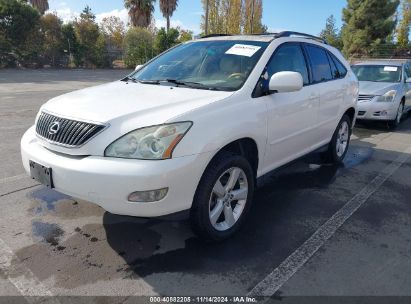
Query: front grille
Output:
[[358, 94, 375, 102], [36, 112, 106, 147]]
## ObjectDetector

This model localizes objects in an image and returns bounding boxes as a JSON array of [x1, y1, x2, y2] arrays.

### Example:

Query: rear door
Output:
[[404, 64, 411, 109], [303, 44, 345, 142]]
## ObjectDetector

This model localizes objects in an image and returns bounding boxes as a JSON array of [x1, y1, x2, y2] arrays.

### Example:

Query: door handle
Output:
[[309, 94, 318, 100]]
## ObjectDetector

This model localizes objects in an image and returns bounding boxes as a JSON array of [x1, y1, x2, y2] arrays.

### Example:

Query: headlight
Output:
[[376, 90, 396, 102], [105, 122, 192, 160]]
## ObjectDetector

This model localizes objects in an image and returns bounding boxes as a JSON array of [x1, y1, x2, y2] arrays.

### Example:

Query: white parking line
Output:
[[0, 174, 28, 185], [0, 238, 60, 304], [248, 146, 411, 297]]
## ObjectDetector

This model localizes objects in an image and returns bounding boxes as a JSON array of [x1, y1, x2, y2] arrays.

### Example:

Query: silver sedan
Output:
[[352, 60, 411, 128]]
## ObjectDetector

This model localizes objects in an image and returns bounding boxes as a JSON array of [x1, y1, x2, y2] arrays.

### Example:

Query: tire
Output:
[[388, 101, 405, 129], [324, 114, 352, 164], [190, 151, 255, 241]]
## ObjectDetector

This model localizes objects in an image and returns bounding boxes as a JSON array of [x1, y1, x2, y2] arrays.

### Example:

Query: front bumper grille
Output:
[[35, 112, 106, 147]]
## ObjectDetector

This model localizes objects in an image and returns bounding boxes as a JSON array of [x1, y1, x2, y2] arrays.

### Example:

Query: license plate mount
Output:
[[29, 160, 54, 188]]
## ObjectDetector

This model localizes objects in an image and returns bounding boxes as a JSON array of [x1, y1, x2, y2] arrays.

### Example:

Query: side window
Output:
[[305, 45, 333, 83], [329, 52, 348, 78], [327, 52, 339, 79], [266, 43, 309, 85], [405, 65, 411, 79]]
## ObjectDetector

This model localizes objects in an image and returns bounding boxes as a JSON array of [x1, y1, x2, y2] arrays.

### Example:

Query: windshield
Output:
[[130, 40, 269, 91], [351, 65, 402, 83]]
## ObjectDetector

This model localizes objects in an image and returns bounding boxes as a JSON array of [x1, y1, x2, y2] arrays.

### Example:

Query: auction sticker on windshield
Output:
[[225, 44, 261, 57], [384, 66, 398, 72]]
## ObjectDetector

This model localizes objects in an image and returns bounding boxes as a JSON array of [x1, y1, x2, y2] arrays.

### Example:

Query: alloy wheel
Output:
[[336, 121, 349, 157], [397, 103, 404, 124], [208, 167, 248, 231]]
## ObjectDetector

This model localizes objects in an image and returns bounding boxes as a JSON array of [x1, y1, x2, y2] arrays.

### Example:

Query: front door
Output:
[[258, 43, 319, 172]]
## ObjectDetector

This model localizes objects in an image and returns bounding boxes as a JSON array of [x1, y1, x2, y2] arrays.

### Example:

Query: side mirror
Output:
[[269, 71, 303, 94], [135, 64, 143, 71], [406, 77, 411, 83]]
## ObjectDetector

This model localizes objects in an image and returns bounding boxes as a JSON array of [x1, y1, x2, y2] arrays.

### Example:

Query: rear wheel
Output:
[[324, 114, 352, 164], [389, 101, 404, 129], [190, 151, 255, 241]]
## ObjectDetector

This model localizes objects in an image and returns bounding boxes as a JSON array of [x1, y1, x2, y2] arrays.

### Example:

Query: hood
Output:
[[43, 81, 233, 124], [359, 81, 400, 96]]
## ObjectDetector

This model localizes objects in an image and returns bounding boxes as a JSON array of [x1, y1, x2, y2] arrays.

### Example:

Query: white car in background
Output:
[[21, 32, 358, 240], [352, 61, 411, 128]]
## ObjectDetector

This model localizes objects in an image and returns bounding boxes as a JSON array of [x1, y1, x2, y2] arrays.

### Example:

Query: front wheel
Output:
[[324, 114, 352, 164], [190, 151, 255, 241], [389, 101, 404, 129]]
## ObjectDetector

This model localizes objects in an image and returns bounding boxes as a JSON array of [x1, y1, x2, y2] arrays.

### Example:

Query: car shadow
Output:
[[14, 142, 394, 294], [101, 144, 375, 282]]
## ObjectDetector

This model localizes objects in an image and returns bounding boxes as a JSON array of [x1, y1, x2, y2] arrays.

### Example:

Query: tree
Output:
[[155, 27, 179, 53], [73, 6, 106, 67], [179, 29, 193, 42], [124, 0, 156, 28], [243, 0, 265, 34], [397, 0, 411, 47], [200, 0, 223, 34], [0, 0, 41, 66], [29, 0, 48, 15], [159, 0, 178, 32], [342, 0, 400, 57], [124, 27, 155, 67], [221, 0, 242, 34], [100, 16, 126, 50], [40, 13, 63, 65], [61, 23, 81, 67], [320, 15, 343, 49]]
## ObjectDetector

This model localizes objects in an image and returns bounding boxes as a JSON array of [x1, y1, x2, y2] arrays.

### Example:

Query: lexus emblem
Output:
[[48, 121, 61, 135]]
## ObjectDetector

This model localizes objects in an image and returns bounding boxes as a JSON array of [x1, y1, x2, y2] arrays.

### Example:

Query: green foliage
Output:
[[397, 0, 411, 47], [61, 23, 82, 67], [342, 0, 400, 57], [320, 15, 343, 49], [179, 29, 193, 42], [124, 0, 156, 27], [0, 0, 41, 66], [201, 0, 266, 35], [159, 0, 178, 31], [100, 16, 126, 50], [155, 27, 179, 53], [124, 26, 155, 68], [29, 0, 49, 15], [73, 6, 107, 67], [40, 13, 63, 65]]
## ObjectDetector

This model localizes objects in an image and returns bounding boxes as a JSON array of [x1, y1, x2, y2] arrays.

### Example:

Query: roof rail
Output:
[[274, 31, 328, 44], [201, 34, 232, 39]]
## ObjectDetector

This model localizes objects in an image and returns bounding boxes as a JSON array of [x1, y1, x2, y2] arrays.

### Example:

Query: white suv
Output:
[[21, 32, 359, 240]]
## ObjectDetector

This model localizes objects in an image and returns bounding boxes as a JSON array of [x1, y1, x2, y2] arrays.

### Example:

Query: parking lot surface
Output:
[[1, 69, 411, 301]]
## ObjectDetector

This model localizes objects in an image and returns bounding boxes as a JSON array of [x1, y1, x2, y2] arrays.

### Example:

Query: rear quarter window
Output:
[[329, 52, 348, 78]]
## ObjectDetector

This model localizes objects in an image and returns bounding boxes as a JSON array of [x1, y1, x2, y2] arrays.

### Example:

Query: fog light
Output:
[[128, 188, 168, 202], [381, 110, 388, 116]]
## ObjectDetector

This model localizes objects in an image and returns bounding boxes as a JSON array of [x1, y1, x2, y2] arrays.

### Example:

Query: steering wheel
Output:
[[227, 73, 245, 80]]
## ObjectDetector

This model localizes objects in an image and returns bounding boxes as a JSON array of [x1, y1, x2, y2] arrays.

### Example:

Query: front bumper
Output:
[[21, 127, 213, 217], [356, 100, 398, 121]]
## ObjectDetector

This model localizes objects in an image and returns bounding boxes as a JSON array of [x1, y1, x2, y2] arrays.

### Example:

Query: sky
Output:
[[48, 0, 347, 36]]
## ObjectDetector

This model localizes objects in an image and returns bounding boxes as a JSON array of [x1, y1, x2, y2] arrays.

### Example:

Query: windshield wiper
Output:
[[162, 79, 222, 90], [121, 76, 138, 83], [135, 78, 225, 90]]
